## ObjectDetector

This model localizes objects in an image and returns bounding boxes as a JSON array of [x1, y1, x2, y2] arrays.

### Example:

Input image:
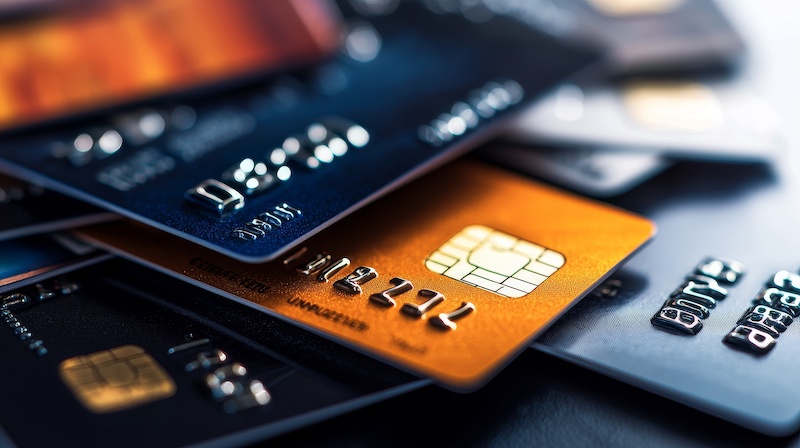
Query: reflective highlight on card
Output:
[[75, 160, 654, 390]]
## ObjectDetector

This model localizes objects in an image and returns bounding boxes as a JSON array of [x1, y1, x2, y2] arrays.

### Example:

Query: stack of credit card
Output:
[[0, 0, 796, 445]]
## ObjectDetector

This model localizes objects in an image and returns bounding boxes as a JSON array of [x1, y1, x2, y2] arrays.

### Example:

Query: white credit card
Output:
[[506, 77, 783, 162]]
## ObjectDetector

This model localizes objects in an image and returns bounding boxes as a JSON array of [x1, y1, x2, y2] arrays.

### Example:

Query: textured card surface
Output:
[[507, 77, 783, 161], [480, 144, 671, 197], [0, 258, 425, 447], [0, 174, 114, 241], [75, 159, 654, 390], [0, 1, 597, 263]]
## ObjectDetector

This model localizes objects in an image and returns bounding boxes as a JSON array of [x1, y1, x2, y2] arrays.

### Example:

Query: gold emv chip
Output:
[[426, 225, 564, 298], [59, 345, 176, 413]]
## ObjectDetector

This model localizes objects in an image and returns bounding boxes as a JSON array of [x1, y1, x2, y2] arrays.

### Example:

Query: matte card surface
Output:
[[0, 258, 425, 447], [532, 157, 800, 436], [0, 1, 598, 262], [76, 159, 654, 390]]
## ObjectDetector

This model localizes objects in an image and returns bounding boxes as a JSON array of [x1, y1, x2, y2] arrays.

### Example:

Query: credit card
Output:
[[0, 234, 109, 293], [552, 0, 745, 74], [531, 156, 800, 435], [0, 257, 426, 447], [480, 144, 672, 197], [74, 159, 655, 391], [506, 77, 783, 162], [0, 0, 341, 132], [0, 174, 114, 241], [0, 1, 598, 263]]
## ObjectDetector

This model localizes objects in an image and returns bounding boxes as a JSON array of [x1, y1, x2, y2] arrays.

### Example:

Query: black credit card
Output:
[[0, 258, 426, 447], [0, 174, 113, 241]]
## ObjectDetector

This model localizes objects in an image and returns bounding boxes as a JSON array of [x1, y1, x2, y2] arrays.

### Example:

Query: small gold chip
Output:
[[59, 345, 176, 413]]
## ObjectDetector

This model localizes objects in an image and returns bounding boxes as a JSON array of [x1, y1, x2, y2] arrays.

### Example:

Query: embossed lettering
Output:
[[429, 302, 475, 331], [738, 305, 792, 336], [651, 307, 703, 335], [334, 266, 378, 294], [401, 289, 445, 318], [369, 278, 413, 307], [724, 325, 776, 354]]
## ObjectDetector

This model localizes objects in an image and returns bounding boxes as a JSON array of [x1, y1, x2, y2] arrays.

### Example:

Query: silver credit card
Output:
[[507, 77, 783, 162]]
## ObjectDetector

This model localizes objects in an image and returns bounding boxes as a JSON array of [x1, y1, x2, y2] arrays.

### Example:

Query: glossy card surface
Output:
[[0, 258, 425, 447], [507, 77, 783, 162], [0, 1, 598, 263], [76, 160, 654, 390], [0, 174, 114, 241]]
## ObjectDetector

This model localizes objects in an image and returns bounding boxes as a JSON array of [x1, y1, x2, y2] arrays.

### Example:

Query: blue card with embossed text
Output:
[[0, 1, 597, 262]]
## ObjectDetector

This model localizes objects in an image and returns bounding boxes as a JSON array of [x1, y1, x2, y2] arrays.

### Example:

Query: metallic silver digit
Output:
[[695, 257, 746, 284], [369, 277, 413, 307], [232, 228, 259, 241], [651, 306, 703, 335], [279, 203, 302, 217], [671, 275, 727, 308], [221, 380, 271, 413], [184, 179, 245, 216], [429, 301, 475, 331], [247, 218, 272, 231], [663, 297, 710, 319], [273, 205, 297, 220], [1, 293, 30, 311], [724, 325, 777, 354], [296, 254, 332, 276], [334, 266, 378, 294], [243, 222, 266, 237], [401, 289, 445, 318], [185, 349, 228, 372], [770, 270, 800, 294], [738, 305, 793, 336], [754, 287, 800, 317], [258, 212, 282, 227], [318, 258, 351, 283], [205, 363, 248, 400]]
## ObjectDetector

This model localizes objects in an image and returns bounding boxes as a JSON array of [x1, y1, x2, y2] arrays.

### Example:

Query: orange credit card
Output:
[[0, 0, 340, 131], [74, 159, 655, 390]]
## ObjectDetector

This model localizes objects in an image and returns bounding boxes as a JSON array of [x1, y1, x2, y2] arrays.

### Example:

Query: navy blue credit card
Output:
[[0, 258, 426, 447], [0, 1, 598, 262]]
